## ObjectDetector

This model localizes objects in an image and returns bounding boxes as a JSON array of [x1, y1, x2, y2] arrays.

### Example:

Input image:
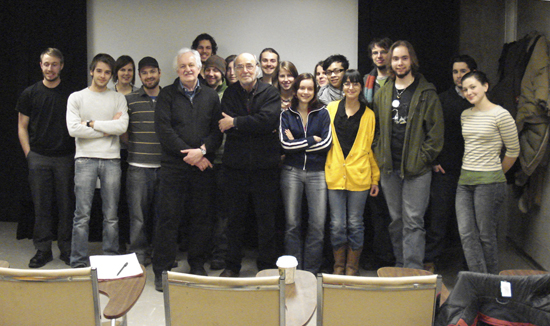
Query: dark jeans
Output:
[[27, 151, 74, 254], [127, 165, 160, 261], [224, 166, 280, 273], [153, 166, 215, 276], [211, 164, 228, 261], [424, 171, 459, 262], [362, 186, 395, 265]]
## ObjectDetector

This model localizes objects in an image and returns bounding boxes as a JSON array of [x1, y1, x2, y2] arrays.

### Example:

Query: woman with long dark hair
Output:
[[225, 55, 238, 86], [278, 61, 298, 110], [279, 73, 332, 273]]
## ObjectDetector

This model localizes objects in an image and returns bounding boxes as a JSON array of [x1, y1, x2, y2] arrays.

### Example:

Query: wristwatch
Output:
[[86, 120, 92, 127], [200, 147, 207, 155]]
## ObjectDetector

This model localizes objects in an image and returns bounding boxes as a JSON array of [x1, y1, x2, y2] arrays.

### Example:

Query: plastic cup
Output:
[[276, 255, 298, 284]]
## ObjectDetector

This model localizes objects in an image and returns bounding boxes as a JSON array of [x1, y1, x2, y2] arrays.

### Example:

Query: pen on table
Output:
[[117, 262, 129, 276]]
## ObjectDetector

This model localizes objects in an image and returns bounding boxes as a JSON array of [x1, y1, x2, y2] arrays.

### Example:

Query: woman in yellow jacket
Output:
[[325, 70, 380, 275]]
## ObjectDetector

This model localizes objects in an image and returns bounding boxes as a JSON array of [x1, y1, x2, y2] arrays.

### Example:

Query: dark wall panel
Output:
[[358, 0, 460, 92], [1, 1, 87, 222]]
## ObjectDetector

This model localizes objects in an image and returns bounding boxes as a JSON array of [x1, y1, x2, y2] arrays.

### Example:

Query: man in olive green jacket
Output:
[[372, 40, 444, 270]]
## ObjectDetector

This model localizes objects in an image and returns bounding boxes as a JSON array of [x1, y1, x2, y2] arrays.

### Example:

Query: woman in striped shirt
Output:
[[456, 71, 519, 274]]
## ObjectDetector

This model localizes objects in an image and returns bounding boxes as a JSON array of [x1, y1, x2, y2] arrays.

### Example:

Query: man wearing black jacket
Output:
[[153, 48, 222, 291], [218, 53, 281, 277], [424, 55, 477, 271]]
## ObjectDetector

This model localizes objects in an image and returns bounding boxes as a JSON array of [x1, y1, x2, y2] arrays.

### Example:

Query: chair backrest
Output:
[[164, 271, 285, 326], [318, 273, 441, 326], [499, 269, 549, 276], [0, 267, 101, 326]]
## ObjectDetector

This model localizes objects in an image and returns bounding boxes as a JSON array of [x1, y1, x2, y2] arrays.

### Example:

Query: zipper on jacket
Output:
[[299, 111, 310, 171], [290, 106, 323, 171]]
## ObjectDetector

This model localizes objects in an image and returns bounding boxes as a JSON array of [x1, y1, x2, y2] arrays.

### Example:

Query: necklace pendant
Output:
[[392, 99, 400, 108]]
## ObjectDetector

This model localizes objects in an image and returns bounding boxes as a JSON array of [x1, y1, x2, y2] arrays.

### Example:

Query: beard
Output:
[[395, 67, 411, 79], [143, 79, 159, 90], [44, 73, 60, 82]]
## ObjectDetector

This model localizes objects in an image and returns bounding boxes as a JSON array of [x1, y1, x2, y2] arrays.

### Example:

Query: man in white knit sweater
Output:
[[66, 53, 129, 268]]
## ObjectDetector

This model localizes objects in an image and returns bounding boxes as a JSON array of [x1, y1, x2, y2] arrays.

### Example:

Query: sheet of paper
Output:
[[90, 253, 143, 280]]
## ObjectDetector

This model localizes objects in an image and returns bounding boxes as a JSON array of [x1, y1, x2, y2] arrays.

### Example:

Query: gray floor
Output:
[[0, 221, 539, 326]]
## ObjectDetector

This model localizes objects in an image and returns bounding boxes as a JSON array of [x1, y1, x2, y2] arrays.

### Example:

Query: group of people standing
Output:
[[16, 32, 519, 293]]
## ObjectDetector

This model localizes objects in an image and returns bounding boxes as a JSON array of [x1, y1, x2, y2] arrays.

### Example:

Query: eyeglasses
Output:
[[235, 64, 256, 71], [326, 68, 344, 76]]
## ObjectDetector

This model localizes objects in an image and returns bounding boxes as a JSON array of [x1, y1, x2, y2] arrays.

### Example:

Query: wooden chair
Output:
[[164, 271, 285, 326], [0, 266, 102, 326], [499, 269, 549, 276], [317, 273, 441, 326], [378, 266, 450, 305]]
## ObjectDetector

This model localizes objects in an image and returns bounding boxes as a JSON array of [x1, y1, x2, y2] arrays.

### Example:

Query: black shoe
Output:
[[29, 250, 53, 268], [190, 265, 208, 276], [155, 274, 163, 292], [59, 252, 71, 266], [210, 259, 225, 270], [219, 269, 239, 277], [143, 256, 152, 267], [136, 254, 152, 267]]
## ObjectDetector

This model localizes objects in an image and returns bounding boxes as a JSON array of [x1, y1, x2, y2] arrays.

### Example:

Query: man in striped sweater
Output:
[[124, 56, 162, 266]]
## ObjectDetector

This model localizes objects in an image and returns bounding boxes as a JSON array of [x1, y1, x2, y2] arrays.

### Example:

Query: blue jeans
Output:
[[126, 165, 160, 262], [381, 171, 431, 269], [71, 158, 121, 267], [328, 189, 369, 251], [281, 165, 327, 273], [27, 151, 75, 254], [456, 182, 505, 274]]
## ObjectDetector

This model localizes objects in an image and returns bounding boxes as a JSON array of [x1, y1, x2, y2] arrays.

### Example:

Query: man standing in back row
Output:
[[192, 33, 218, 79], [259, 48, 280, 85], [16, 48, 76, 268], [204, 54, 228, 99], [424, 55, 478, 271], [361, 38, 396, 270], [373, 41, 444, 269]]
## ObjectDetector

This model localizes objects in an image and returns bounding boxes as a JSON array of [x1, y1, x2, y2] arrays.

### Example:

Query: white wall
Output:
[[88, 0, 358, 87]]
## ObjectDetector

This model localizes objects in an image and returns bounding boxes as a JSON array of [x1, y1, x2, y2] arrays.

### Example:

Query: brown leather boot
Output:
[[333, 245, 347, 275], [345, 247, 363, 276]]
